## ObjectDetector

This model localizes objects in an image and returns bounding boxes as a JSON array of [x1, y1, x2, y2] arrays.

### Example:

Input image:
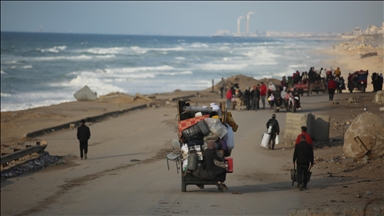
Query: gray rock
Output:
[[343, 112, 384, 159]]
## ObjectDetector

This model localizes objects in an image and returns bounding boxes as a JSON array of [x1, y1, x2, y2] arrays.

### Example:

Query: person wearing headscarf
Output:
[[334, 67, 341, 78], [267, 82, 276, 108]]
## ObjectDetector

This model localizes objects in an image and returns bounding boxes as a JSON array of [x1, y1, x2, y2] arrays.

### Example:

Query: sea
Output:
[[1, 32, 344, 112]]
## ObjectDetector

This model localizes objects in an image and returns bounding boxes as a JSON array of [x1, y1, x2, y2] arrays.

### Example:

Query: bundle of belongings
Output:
[[177, 101, 237, 173]]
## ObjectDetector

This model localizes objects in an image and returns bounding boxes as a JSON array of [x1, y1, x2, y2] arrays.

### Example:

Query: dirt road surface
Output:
[[1, 92, 383, 215]]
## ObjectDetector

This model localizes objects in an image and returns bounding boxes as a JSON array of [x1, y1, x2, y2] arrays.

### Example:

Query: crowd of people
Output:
[[219, 66, 384, 109]]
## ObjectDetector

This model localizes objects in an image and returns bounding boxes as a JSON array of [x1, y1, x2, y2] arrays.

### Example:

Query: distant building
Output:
[[366, 25, 378, 34], [353, 27, 363, 36]]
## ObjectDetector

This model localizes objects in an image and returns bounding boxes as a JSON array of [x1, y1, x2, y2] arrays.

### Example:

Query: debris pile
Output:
[[1, 153, 62, 180]]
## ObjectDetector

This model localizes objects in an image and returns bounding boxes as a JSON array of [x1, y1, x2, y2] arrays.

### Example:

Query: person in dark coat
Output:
[[204, 140, 228, 191], [293, 135, 314, 191], [244, 87, 251, 110], [253, 84, 260, 110], [266, 114, 280, 150], [372, 72, 384, 92], [77, 119, 91, 160]]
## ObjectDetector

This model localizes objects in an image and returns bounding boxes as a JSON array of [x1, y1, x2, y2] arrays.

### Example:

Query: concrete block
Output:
[[312, 115, 330, 142], [74, 85, 98, 101], [374, 91, 384, 104]]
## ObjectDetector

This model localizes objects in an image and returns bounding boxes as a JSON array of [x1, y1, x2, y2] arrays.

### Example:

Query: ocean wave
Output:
[[175, 57, 185, 60], [191, 43, 209, 48], [288, 64, 308, 69], [2, 60, 19, 64], [85, 47, 124, 55], [104, 65, 174, 74], [34, 54, 115, 61], [198, 63, 248, 71], [157, 71, 193, 76], [53, 72, 125, 96], [1, 92, 11, 97], [22, 65, 33, 69], [39, 46, 67, 53], [1, 70, 6, 74]]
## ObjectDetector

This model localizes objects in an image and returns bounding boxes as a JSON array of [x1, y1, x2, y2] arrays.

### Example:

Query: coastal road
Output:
[[1, 93, 348, 215]]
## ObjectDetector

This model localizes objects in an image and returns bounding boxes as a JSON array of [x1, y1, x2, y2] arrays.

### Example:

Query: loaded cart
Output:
[[166, 100, 237, 192]]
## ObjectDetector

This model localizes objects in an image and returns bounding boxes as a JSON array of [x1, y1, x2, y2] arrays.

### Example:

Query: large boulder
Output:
[[343, 112, 384, 159]]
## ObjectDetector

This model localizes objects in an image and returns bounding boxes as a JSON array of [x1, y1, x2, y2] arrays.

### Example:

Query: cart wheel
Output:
[[181, 181, 186, 192]]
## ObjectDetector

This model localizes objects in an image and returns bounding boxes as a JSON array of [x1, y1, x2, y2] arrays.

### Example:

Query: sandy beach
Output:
[[1, 37, 384, 215]]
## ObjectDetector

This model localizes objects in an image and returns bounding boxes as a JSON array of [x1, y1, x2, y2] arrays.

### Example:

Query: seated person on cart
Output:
[[292, 88, 302, 110], [194, 140, 228, 191], [271, 86, 283, 109]]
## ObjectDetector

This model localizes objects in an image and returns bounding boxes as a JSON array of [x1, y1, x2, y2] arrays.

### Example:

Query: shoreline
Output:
[[3, 43, 382, 114]]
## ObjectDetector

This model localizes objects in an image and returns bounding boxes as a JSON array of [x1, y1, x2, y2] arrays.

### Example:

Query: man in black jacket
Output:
[[77, 119, 91, 160], [266, 114, 280, 150], [293, 135, 314, 191]]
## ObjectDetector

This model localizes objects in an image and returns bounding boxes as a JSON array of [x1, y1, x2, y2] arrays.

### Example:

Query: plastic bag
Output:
[[204, 118, 228, 139], [261, 133, 270, 149], [275, 135, 279, 145], [181, 144, 189, 159]]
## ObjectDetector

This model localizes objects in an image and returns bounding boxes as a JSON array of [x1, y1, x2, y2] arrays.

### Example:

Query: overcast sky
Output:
[[1, 1, 383, 36]]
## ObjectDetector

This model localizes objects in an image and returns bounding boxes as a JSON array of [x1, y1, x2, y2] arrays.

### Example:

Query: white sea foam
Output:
[[0, 91, 73, 112], [1, 92, 11, 97], [86, 47, 124, 55], [2, 60, 18, 64], [34, 54, 114, 61], [64, 73, 124, 96], [191, 43, 209, 48], [22, 65, 33, 69], [39, 46, 67, 53], [198, 63, 248, 71], [175, 57, 185, 60], [1, 70, 6, 74], [104, 65, 174, 74], [288, 64, 308, 69], [158, 71, 193, 76]]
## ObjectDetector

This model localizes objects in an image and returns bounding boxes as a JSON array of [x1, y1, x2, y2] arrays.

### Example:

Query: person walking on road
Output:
[[225, 88, 232, 110], [293, 135, 314, 191], [266, 114, 280, 150], [77, 119, 91, 160], [328, 77, 337, 101], [260, 82, 267, 109], [295, 126, 314, 148], [219, 77, 226, 99]]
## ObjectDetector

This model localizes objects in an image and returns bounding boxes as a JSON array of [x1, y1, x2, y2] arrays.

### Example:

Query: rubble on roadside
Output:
[[1, 153, 63, 180]]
